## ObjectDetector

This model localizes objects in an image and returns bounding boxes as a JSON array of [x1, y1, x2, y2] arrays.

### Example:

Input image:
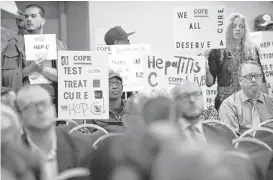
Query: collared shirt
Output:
[[219, 90, 273, 134], [26, 131, 58, 180], [178, 118, 207, 145]]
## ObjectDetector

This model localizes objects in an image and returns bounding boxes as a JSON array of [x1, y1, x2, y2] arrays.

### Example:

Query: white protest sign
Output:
[[24, 34, 57, 84], [251, 31, 273, 95], [58, 51, 109, 119], [142, 54, 206, 105], [173, 6, 226, 51], [24, 34, 57, 60], [95, 44, 150, 92]]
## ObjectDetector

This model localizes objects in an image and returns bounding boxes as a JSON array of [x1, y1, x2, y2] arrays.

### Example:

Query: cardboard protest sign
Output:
[[173, 6, 226, 51], [141, 54, 207, 106], [58, 51, 109, 119], [251, 31, 273, 95], [24, 34, 57, 84], [96, 44, 150, 92]]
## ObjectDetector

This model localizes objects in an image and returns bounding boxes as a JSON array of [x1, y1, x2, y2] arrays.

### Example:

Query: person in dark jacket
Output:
[[91, 70, 127, 133], [15, 85, 92, 180]]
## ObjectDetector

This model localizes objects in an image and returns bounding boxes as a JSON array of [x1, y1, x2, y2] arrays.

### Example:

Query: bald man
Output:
[[15, 85, 92, 180], [171, 81, 233, 149]]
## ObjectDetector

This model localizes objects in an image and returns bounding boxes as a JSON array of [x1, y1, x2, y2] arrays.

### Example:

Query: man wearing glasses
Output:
[[172, 81, 233, 148], [91, 70, 127, 133], [219, 61, 273, 135], [15, 85, 93, 179]]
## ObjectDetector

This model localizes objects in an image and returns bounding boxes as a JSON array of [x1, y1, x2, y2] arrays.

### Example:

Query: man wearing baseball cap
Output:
[[254, 13, 273, 31], [104, 26, 135, 45], [92, 70, 127, 133]]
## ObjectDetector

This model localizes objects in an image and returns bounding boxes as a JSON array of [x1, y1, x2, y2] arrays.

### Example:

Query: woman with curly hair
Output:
[[206, 13, 268, 111]]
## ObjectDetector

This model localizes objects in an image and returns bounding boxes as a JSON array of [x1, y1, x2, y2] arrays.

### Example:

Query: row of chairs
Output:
[[52, 119, 273, 180]]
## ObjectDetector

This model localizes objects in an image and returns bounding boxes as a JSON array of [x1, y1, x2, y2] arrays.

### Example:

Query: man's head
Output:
[[104, 26, 135, 45], [171, 81, 204, 121], [238, 61, 263, 98], [109, 70, 123, 100], [254, 14, 273, 31], [24, 4, 45, 33], [15, 10, 25, 30], [15, 85, 55, 131]]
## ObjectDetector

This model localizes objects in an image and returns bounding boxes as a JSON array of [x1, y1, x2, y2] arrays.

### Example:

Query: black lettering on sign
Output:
[[177, 12, 187, 19], [189, 22, 201, 30]]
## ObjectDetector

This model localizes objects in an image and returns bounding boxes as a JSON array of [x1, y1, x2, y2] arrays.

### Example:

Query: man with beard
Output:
[[2, 4, 67, 122], [172, 81, 233, 148], [219, 61, 273, 135], [15, 85, 92, 180]]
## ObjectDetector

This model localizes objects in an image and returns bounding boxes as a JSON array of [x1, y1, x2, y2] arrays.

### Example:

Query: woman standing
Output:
[[206, 13, 268, 111]]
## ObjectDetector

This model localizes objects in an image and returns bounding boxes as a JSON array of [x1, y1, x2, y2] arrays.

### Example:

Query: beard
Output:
[[183, 110, 203, 121]]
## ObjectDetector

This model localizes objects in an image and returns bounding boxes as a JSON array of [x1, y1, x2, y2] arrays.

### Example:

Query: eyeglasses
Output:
[[109, 81, 122, 87], [175, 91, 203, 101], [242, 74, 263, 81]]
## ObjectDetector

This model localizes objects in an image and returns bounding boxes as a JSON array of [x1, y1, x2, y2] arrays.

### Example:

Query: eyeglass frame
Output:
[[109, 80, 123, 88], [241, 73, 263, 81], [174, 91, 203, 102]]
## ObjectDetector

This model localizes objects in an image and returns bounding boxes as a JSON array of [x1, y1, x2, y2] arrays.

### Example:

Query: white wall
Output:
[[88, 1, 273, 54]]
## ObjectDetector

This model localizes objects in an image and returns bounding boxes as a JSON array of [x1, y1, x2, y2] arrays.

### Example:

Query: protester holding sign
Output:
[[91, 70, 127, 133], [2, 4, 67, 123], [206, 13, 268, 111], [104, 26, 136, 99]]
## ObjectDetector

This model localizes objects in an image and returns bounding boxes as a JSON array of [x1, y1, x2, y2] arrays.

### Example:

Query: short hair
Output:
[[24, 4, 45, 18], [238, 60, 263, 77]]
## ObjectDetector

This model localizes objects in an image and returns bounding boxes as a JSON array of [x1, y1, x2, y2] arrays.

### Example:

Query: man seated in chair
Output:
[[15, 85, 92, 180], [172, 80, 234, 149], [219, 61, 273, 135]]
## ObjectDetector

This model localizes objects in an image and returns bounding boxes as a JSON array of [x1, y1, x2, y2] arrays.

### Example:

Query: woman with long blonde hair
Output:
[[206, 13, 268, 110]]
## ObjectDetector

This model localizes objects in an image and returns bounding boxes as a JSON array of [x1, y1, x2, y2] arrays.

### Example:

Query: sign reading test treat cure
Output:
[[24, 34, 57, 84], [173, 6, 226, 51], [142, 54, 207, 105], [251, 31, 273, 95], [58, 51, 109, 119]]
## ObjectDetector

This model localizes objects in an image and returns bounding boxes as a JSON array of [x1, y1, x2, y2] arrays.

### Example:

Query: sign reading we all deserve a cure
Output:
[[173, 6, 226, 51], [96, 44, 150, 92], [24, 34, 57, 84], [251, 31, 273, 96], [58, 51, 109, 119], [141, 54, 207, 106]]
